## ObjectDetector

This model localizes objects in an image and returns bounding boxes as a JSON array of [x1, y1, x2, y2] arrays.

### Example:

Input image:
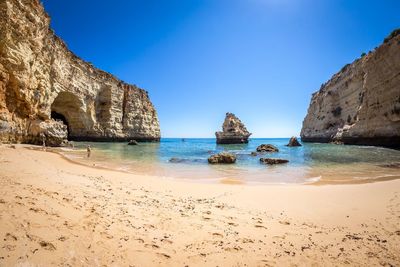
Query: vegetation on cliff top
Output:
[[383, 28, 400, 43]]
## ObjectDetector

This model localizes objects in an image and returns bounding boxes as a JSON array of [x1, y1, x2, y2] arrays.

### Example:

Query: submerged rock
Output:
[[286, 137, 302, 147], [128, 140, 139, 145], [169, 157, 185, 163], [215, 113, 251, 144], [0, 0, 160, 146], [169, 157, 204, 164], [208, 152, 236, 164], [256, 144, 279, 152], [260, 158, 289, 165], [250, 151, 258, 156]]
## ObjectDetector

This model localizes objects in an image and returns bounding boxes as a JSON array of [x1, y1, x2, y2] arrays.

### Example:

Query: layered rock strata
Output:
[[301, 29, 400, 148], [215, 113, 251, 144], [0, 0, 160, 145]]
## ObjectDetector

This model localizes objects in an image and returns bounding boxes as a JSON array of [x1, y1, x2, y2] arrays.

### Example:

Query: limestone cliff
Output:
[[216, 113, 251, 144], [0, 0, 160, 145], [301, 30, 400, 148]]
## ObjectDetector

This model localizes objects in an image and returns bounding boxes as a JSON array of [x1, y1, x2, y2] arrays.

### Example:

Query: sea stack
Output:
[[215, 113, 251, 144], [286, 137, 302, 147], [0, 0, 161, 146], [301, 29, 400, 148]]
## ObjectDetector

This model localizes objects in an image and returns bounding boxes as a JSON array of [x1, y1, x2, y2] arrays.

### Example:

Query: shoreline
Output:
[[40, 144, 400, 186], [0, 144, 399, 266]]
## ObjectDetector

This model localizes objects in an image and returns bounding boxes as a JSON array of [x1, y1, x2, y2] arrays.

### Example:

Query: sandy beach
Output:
[[0, 145, 399, 266]]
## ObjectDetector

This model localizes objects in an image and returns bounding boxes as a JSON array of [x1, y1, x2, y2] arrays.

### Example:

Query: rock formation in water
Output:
[[286, 137, 302, 147], [208, 152, 236, 164], [215, 113, 251, 144], [0, 0, 161, 146], [127, 140, 138, 145], [256, 144, 279, 152], [301, 29, 400, 148], [260, 158, 289, 165]]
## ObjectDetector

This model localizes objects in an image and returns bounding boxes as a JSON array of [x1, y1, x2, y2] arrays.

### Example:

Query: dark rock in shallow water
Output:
[[256, 144, 279, 152], [286, 136, 302, 147], [208, 152, 236, 164], [128, 140, 139, 145], [330, 140, 344, 145], [169, 157, 184, 163], [215, 113, 251, 144], [169, 158, 205, 164], [260, 158, 289, 165], [250, 151, 258, 156]]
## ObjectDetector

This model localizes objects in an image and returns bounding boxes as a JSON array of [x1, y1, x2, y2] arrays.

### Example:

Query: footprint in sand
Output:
[[136, 238, 145, 243], [100, 232, 113, 239], [39, 240, 56, 250], [212, 232, 224, 238], [161, 238, 173, 244], [145, 243, 160, 249], [58, 236, 68, 242], [120, 236, 129, 241], [238, 238, 254, 244], [157, 252, 171, 259], [4, 233, 17, 241]]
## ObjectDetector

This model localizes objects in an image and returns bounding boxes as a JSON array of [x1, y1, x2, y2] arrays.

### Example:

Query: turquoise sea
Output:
[[60, 138, 400, 184]]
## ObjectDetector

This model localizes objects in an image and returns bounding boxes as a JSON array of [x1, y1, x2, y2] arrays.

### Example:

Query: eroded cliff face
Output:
[[0, 0, 160, 145], [301, 30, 400, 148]]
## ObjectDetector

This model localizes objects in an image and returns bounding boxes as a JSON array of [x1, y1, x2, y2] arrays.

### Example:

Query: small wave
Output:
[[116, 166, 130, 171], [304, 176, 322, 184]]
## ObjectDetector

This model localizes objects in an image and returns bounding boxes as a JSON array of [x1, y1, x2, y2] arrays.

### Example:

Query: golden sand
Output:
[[0, 145, 399, 266]]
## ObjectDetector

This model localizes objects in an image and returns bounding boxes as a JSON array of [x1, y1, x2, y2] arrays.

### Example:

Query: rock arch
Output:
[[50, 91, 88, 139]]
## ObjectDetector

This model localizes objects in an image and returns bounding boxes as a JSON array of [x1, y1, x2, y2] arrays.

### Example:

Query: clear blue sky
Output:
[[42, 0, 399, 138]]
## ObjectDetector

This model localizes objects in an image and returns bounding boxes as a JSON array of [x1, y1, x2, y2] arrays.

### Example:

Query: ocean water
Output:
[[60, 138, 400, 184]]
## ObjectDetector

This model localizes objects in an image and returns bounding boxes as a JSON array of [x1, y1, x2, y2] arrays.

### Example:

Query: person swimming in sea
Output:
[[87, 145, 91, 158]]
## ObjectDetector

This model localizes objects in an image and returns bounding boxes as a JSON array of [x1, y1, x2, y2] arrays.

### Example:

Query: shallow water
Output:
[[60, 138, 400, 184]]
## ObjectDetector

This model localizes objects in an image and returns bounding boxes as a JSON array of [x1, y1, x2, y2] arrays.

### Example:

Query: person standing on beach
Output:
[[40, 133, 46, 151], [87, 145, 91, 158]]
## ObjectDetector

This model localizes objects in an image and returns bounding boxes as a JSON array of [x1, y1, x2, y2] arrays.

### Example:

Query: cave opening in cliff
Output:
[[51, 91, 87, 140], [51, 111, 70, 136]]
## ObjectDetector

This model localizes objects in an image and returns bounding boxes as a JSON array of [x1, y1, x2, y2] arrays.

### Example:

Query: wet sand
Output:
[[58, 144, 400, 185], [0, 144, 399, 266]]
